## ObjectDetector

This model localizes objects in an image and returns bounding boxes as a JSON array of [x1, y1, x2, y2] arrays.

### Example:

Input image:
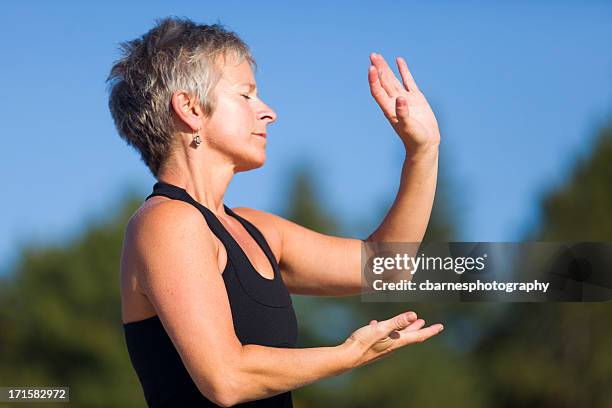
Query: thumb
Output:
[[395, 96, 410, 126], [370, 311, 416, 352], [378, 311, 417, 334]]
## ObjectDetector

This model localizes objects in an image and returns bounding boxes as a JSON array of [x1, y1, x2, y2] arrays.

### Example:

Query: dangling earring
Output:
[[192, 129, 201, 147]]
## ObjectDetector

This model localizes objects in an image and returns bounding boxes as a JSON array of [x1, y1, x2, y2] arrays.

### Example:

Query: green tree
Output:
[[474, 121, 612, 408], [535, 122, 612, 241], [0, 196, 145, 407]]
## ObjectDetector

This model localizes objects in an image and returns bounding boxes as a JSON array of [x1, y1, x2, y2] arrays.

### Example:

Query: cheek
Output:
[[206, 107, 256, 150], [217, 103, 253, 135]]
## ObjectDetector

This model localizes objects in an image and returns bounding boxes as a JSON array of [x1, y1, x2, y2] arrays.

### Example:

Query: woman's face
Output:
[[202, 59, 277, 172]]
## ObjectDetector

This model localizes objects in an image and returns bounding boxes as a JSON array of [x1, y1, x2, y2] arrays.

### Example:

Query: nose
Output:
[[256, 98, 277, 125]]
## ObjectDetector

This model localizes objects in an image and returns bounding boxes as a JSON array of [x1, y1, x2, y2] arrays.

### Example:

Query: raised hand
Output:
[[344, 311, 444, 367], [368, 53, 440, 151]]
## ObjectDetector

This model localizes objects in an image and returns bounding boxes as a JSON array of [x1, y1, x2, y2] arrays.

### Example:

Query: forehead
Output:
[[219, 60, 255, 87]]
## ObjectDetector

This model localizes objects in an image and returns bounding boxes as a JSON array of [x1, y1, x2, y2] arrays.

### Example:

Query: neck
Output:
[[156, 147, 235, 216]]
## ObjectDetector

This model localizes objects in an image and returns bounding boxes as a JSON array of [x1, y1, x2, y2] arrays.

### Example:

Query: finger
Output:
[[395, 96, 410, 126], [372, 315, 422, 353], [370, 54, 397, 97], [401, 318, 426, 332], [397, 57, 419, 92], [368, 65, 388, 103], [400, 324, 444, 346], [379, 311, 417, 333], [370, 53, 401, 89], [368, 65, 395, 120], [370, 53, 402, 96]]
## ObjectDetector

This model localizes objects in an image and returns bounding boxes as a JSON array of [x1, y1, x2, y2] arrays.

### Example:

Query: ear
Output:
[[171, 91, 205, 132]]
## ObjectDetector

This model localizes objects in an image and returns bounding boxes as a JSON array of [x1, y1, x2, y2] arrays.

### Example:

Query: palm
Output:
[[368, 53, 440, 149]]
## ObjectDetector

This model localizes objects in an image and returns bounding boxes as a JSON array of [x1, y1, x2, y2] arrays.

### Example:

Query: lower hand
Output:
[[343, 311, 444, 367]]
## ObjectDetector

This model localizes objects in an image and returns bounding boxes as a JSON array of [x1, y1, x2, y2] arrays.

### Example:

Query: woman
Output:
[[109, 17, 443, 407]]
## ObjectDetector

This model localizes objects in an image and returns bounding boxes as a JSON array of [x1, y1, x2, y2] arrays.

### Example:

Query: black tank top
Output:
[[123, 182, 299, 407]]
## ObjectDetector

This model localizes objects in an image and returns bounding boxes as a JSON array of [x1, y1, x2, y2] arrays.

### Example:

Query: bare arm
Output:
[[366, 146, 438, 243], [129, 200, 442, 407], [366, 53, 440, 243], [232, 312, 443, 404]]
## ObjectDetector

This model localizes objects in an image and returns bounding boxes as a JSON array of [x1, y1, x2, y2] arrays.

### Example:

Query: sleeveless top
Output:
[[123, 182, 299, 407]]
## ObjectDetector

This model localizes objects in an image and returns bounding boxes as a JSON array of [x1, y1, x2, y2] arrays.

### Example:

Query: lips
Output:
[[253, 133, 267, 139]]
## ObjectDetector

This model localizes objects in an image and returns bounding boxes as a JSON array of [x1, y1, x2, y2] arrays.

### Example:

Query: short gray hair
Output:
[[107, 17, 255, 176]]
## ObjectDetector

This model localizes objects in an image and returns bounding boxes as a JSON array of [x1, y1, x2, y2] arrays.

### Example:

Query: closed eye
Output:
[[241, 94, 252, 100]]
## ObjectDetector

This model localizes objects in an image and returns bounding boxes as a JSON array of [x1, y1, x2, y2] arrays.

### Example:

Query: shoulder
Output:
[[231, 206, 280, 227], [128, 198, 208, 236], [125, 198, 218, 268]]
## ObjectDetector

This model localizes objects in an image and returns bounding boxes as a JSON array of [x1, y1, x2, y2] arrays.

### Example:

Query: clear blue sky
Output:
[[1, 1, 611, 272]]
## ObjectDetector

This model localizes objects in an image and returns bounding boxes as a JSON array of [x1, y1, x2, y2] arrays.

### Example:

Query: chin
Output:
[[235, 153, 266, 173]]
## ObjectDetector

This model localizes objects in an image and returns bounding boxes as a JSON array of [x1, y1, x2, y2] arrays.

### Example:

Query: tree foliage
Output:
[[0, 197, 145, 407], [474, 122, 612, 408]]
